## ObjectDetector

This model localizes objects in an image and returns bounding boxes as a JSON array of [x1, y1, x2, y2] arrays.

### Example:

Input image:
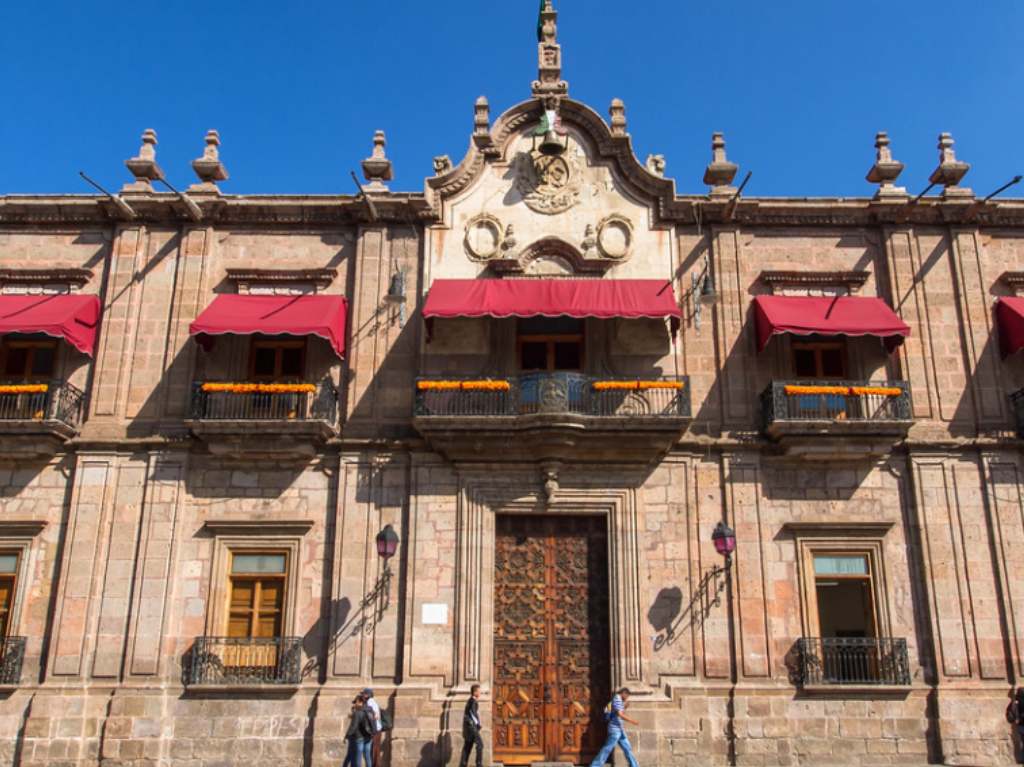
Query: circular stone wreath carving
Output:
[[464, 214, 504, 260], [596, 215, 633, 259]]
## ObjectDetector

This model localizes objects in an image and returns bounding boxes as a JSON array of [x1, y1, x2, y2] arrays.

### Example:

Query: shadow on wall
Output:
[[416, 698, 453, 767], [647, 565, 728, 653], [345, 225, 421, 441], [300, 572, 392, 680]]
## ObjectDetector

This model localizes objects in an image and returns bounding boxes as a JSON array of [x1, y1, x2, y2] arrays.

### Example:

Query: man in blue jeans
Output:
[[589, 687, 640, 767]]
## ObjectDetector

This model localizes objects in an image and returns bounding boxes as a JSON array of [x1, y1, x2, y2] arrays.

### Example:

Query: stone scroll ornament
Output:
[[514, 112, 581, 215]]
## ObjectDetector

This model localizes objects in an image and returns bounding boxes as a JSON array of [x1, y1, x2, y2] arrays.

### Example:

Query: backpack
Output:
[[603, 700, 614, 723], [379, 709, 393, 732]]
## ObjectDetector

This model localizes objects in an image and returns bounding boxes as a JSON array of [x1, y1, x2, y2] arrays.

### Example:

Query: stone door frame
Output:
[[453, 474, 649, 694]]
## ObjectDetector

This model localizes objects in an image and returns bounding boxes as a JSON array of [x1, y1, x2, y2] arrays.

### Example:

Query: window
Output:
[[517, 317, 584, 372], [226, 551, 288, 638], [1, 340, 56, 381], [792, 340, 846, 379], [0, 552, 18, 637], [249, 339, 306, 381], [813, 554, 876, 640]]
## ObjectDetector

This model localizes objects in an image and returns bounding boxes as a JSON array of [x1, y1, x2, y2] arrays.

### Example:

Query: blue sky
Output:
[[2, 1, 1021, 198]]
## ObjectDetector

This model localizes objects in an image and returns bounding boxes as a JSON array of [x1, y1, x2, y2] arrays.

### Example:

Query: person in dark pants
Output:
[[343, 695, 376, 767], [1010, 687, 1024, 763], [459, 684, 484, 767]]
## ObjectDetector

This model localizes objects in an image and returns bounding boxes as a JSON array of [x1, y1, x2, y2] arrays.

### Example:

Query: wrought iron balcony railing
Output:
[[761, 380, 912, 429], [797, 637, 911, 686], [0, 380, 85, 430], [185, 636, 303, 687], [414, 373, 690, 419], [189, 380, 338, 424], [0, 636, 26, 685]]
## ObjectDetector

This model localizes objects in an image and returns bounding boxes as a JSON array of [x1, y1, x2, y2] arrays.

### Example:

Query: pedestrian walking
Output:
[[342, 694, 375, 767], [589, 688, 640, 767], [458, 684, 484, 767], [1009, 687, 1024, 763], [363, 688, 384, 766]]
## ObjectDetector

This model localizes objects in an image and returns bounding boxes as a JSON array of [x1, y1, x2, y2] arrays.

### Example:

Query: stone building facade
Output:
[[2, 3, 1024, 766]]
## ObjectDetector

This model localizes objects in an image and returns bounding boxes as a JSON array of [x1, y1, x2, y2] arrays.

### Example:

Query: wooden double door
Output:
[[493, 515, 610, 766]]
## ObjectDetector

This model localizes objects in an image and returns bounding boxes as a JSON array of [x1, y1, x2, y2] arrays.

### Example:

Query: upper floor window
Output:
[[1, 340, 56, 381], [227, 551, 288, 639], [249, 339, 306, 382], [813, 553, 876, 640], [792, 340, 847, 379], [0, 552, 19, 637], [517, 317, 583, 372]]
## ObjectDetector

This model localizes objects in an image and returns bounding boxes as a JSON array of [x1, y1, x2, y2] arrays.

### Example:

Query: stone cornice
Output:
[[201, 519, 315, 537], [225, 268, 337, 290], [759, 270, 870, 293], [2, 192, 1023, 229], [0, 267, 93, 286]]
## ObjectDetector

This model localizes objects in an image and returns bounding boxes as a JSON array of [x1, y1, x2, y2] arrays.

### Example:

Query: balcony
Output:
[[760, 380, 913, 460], [797, 637, 911, 689], [185, 636, 302, 691], [0, 637, 26, 688], [185, 380, 339, 459], [413, 373, 691, 463], [0, 380, 85, 457]]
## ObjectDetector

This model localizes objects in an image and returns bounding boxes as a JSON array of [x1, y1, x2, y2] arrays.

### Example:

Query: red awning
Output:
[[0, 294, 101, 356], [753, 295, 910, 352], [189, 295, 348, 358], [996, 297, 1024, 358], [422, 279, 683, 333]]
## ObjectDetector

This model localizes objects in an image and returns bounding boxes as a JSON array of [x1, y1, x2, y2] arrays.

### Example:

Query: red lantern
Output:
[[712, 521, 736, 557], [376, 525, 400, 560]]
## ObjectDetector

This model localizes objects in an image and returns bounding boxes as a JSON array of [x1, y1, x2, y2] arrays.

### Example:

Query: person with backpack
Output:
[[1010, 687, 1024, 763], [362, 688, 391, 766], [342, 694, 376, 767], [589, 688, 640, 767], [458, 684, 484, 767]]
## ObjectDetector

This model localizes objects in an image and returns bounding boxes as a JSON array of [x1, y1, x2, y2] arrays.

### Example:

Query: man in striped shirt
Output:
[[589, 688, 640, 767]]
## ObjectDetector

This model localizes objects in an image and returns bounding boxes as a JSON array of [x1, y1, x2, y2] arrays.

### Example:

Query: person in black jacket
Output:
[[458, 684, 483, 767], [343, 695, 376, 767], [1010, 687, 1024, 763]]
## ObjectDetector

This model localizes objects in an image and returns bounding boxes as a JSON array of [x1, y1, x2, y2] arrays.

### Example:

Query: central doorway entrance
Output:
[[493, 514, 611, 766]]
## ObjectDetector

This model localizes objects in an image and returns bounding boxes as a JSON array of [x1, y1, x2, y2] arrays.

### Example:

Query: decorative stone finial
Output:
[[361, 130, 393, 192], [703, 132, 738, 196], [928, 132, 972, 198], [646, 155, 666, 177], [189, 129, 229, 192], [472, 96, 496, 154], [532, 0, 568, 100], [123, 128, 164, 192], [581, 224, 597, 254], [609, 99, 627, 137], [502, 224, 517, 252], [865, 132, 906, 199], [433, 155, 452, 175]]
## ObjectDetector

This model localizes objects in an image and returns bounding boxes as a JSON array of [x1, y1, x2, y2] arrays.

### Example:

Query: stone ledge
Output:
[[182, 684, 300, 698], [798, 683, 913, 698]]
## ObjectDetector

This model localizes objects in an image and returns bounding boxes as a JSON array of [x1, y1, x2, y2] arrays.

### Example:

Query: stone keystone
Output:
[[123, 128, 164, 193], [703, 132, 739, 197], [866, 131, 906, 199], [928, 131, 972, 199], [361, 130, 393, 192], [190, 129, 229, 193]]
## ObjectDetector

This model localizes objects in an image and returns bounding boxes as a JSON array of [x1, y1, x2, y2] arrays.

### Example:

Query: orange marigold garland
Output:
[[592, 380, 685, 391], [783, 384, 902, 397], [201, 382, 316, 394], [417, 380, 510, 392], [0, 383, 48, 394]]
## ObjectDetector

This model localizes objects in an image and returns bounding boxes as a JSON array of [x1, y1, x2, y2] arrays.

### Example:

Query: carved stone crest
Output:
[[514, 149, 581, 215]]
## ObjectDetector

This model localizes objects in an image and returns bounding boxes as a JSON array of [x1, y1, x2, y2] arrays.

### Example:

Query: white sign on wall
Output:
[[421, 603, 449, 625]]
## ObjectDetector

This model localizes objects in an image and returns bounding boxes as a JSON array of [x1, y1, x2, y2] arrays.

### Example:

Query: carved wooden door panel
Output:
[[494, 515, 610, 766]]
